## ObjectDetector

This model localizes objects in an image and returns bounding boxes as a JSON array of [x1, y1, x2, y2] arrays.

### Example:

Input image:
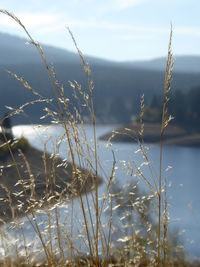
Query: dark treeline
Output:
[[142, 87, 200, 132], [170, 87, 200, 131], [1, 33, 200, 125], [2, 32, 200, 125], [2, 61, 200, 125]]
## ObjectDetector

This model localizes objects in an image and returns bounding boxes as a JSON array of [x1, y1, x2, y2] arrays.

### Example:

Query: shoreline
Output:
[[99, 122, 200, 147], [0, 145, 102, 224]]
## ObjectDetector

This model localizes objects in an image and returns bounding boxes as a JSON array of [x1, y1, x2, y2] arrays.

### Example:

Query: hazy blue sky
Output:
[[0, 0, 200, 61]]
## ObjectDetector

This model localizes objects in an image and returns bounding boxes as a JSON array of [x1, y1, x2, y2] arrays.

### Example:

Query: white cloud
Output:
[[63, 21, 169, 34], [0, 12, 62, 29], [0, 12, 184, 42], [1, 10, 200, 42], [19, 13, 60, 27]]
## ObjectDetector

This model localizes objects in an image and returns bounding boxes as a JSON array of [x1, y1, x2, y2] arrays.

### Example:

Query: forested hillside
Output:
[[1, 32, 200, 125]]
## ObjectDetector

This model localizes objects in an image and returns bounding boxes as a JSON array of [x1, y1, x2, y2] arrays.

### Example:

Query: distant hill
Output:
[[0, 32, 114, 66], [123, 55, 200, 73], [1, 32, 200, 72], [1, 32, 200, 125]]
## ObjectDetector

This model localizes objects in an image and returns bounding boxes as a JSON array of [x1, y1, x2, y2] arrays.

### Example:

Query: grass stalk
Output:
[[158, 25, 174, 265], [0, 10, 192, 266]]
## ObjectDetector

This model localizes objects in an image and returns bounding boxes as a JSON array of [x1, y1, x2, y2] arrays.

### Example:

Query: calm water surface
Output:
[[8, 124, 200, 260]]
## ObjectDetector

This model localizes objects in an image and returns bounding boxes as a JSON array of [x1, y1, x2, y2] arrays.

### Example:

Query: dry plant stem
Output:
[[63, 34, 100, 259], [0, 129, 23, 194], [158, 25, 173, 266], [85, 193, 96, 243], [26, 214, 51, 263], [99, 150, 116, 218], [3, 21, 88, 260], [67, 28, 100, 264], [70, 199, 74, 261], [0, 10, 182, 266], [0, 130, 51, 262], [87, 66, 100, 265], [0, 232, 9, 265], [138, 141, 158, 192], [61, 219, 77, 261], [71, 132, 98, 261], [18, 220, 30, 265], [54, 207, 65, 262], [47, 211, 53, 258], [11, 229, 21, 266], [78, 194, 95, 259], [137, 95, 158, 193], [132, 160, 154, 193], [19, 151, 36, 200], [7, 71, 44, 99], [0, 10, 77, 175], [163, 181, 168, 264], [106, 165, 115, 261], [19, 150, 58, 263]]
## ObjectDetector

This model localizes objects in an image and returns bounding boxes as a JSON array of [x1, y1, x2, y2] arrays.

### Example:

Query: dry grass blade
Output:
[[158, 25, 174, 266], [0, 10, 194, 266], [6, 71, 43, 99]]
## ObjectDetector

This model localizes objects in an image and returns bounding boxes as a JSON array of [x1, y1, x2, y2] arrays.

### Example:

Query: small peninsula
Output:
[[0, 133, 100, 224], [99, 122, 200, 146]]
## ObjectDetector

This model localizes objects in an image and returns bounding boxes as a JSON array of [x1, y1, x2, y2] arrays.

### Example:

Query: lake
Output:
[[1, 124, 200, 261]]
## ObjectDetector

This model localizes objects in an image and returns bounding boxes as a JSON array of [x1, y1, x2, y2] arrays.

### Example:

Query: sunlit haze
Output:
[[0, 0, 199, 61]]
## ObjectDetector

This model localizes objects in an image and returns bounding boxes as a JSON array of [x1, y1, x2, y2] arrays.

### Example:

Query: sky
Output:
[[0, 0, 200, 61]]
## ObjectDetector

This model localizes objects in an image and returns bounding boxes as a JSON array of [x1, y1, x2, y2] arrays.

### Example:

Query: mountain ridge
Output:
[[123, 55, 200, 73], [1, 32, 200, 73], [0, 32, 200, 125]]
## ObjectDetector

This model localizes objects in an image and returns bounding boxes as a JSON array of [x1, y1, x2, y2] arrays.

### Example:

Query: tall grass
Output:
[[158, 25, 174, 266], [0, 10, 195, 266]]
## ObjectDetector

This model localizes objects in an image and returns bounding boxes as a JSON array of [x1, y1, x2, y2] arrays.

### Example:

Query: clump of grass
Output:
[[0, 9, 197, 267]]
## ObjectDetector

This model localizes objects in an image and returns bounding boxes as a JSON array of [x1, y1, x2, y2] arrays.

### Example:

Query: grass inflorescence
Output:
[[0, 10, 197, 267]]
